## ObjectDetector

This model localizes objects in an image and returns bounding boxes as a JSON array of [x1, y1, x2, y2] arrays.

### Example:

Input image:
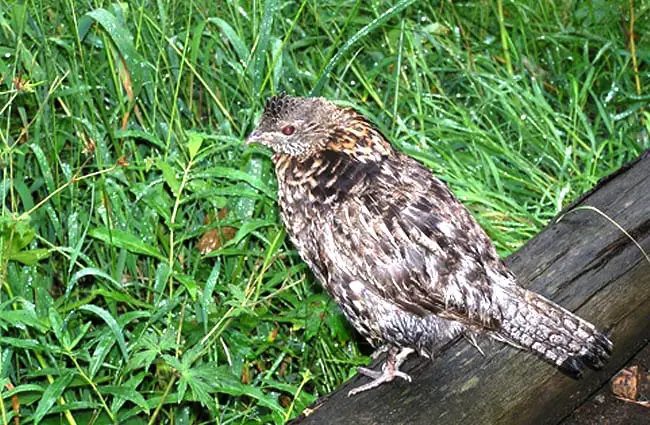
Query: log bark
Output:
[[290, 150, 650, 425]]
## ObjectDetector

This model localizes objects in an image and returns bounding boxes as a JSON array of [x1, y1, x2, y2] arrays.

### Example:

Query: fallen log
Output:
[[290, 149, 650, 425]]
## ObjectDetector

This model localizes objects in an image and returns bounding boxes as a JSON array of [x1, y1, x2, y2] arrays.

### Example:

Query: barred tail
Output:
[[494, 287, 613, 377]]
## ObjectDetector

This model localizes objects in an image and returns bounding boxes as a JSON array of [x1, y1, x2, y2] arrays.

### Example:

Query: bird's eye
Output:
[[281, 125, 296, 136]]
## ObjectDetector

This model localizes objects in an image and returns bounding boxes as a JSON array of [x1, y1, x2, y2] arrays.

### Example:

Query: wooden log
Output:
[[290, 150, 650, 425], [561, 341, 650, 425]]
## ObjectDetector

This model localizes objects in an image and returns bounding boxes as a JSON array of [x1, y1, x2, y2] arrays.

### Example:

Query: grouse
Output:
[[246, 94, 612, 396]]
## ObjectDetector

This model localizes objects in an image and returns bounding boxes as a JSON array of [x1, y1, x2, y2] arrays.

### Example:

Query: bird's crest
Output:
[[263, 93, 294, 121]]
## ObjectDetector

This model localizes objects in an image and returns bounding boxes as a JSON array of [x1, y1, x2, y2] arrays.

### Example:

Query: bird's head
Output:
[[246, 94, 342, 157]]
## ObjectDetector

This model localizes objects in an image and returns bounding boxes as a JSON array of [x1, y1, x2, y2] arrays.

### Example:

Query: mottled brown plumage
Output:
[[247, 94, 613, 395]]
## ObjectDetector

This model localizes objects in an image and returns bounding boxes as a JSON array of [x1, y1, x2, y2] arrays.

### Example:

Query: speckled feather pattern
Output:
[[249, 94, 612, 377]]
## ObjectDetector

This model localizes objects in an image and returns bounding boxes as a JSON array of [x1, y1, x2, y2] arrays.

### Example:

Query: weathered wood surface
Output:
[[290, 150, 650, 425], [560, 341, 650, 425]]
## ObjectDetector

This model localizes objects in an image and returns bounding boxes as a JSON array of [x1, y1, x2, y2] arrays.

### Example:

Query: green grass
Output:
[[0, 0, 648, 423]]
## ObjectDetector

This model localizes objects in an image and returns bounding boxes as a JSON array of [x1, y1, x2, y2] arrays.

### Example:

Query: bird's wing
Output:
[[322, 155, 510, 329]]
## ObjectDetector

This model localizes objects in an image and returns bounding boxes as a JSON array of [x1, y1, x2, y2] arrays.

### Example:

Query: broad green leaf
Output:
[[203, 166, 275, 199], [3, 384, 46, 398], [66, 267, 123, 298], [0, 337, 41, 350], [48, 307, 67, 346], [115, 129, 165, 150], [32, 370, 75, 425], [270, 37, 283, 90], [200, 261, 221, 328], [208, 18, 249, 65], [186, 131, 204, 161], [213, 368, 284, 415], [230, 219, 276, 246], [153, 262, 170, 305], [9, 248, 51, 265], [88, 227, 166, 260], [175, 273, 198, 300], [90, 334, 117, 379], [68, 322, 92, 350], [252, 0, 277, 93], [78, 304, 129, 361], [156, 158, 181, 196], [78, 8, 145, 98], [93, 288, 153, 309], [101, 385, 150, 414], [0, 215, 36, 252], [0, 309, 48, 332], [29, 143, 56, 195]]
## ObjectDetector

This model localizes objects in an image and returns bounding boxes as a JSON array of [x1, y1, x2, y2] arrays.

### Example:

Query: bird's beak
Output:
[[244, 129, 269, 146]]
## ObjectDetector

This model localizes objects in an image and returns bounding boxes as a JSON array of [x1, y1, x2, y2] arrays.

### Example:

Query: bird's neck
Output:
[[274, 128, 392, 208], [326, 110, 394, 159]]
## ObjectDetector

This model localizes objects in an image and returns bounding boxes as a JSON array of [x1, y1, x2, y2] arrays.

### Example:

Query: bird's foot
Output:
[[348, 347, 415, 397]]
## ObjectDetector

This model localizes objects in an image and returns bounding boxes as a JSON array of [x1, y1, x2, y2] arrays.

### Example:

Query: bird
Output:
[[246, 94, 613, 396]]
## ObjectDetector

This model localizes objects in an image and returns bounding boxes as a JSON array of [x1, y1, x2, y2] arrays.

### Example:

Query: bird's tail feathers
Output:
[[493, 286, 612, 377]]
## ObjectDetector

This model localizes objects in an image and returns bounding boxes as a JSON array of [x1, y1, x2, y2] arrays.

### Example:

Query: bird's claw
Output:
[[347, 367, 413, 396], [347, 347, 415, 396], [394, 371, 412, 382], [356, 367, 383, 379]]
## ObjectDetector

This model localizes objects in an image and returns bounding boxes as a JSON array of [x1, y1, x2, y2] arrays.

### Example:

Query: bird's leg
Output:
[[348, 347, 415, 397], [370, 344, 389, 360]]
